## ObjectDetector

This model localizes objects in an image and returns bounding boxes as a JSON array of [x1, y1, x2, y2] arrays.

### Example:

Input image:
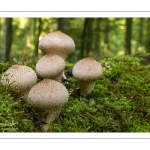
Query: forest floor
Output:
[[1, 54, 150, 132]]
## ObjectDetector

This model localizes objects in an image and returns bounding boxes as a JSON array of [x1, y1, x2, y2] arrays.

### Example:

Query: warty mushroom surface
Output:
[[0, 64, 37, 100], [28, 78, 69, 131], [36, 54, 66, 81], [72, 57, 103, 97], [38, 30, 75, 60]]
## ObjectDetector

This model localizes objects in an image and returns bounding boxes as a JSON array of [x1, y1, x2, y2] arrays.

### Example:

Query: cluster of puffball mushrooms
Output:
[[0, 31, 103, 131]]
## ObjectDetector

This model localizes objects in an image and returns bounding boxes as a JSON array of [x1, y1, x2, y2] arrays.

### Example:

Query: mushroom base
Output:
[[22, 88, 32, 101], [78, 80, 96, 97], [52, 72, 64, 82], [41, 124, 51, 132], [37, 107, 62, 124]]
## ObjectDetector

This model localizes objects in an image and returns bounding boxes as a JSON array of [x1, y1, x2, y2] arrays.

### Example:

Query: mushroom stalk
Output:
[[51, 72, 64, 82], [62, 71, 67, 80], [36, 106, 62, 132], [22, 89, 31, 100], [77, 80, 96, 97], [28, 79, 69, 132], [37, 107, 61, 124], [72, 57, 103, 97]]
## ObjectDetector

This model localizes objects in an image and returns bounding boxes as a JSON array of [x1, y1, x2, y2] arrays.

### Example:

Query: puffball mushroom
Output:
[[28, 78, 69, 126], [0, 65, 37, 100], [39, 30, 75, 60], [72, 57, 103, 97], [36, 54, 66, 81], [39, 30, 75, 80]]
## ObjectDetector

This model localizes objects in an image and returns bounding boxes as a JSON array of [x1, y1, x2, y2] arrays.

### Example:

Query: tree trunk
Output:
[[58, 18, 68, 33], [125, 18, 132, 55], [34, 18, 42, 57], [136, 18, 144, 52], [24, 18, 32, 55], [94, 18, 102, 58], [85, 18, 94, 56], [139, 18, 143, 44], [104, 18, 110, 53], [80, 18, 94, 58], [0, 18, 2, 53], [80, 18, 87, 58], [146, 18, 150, 52], [3, 18, 13, 62]]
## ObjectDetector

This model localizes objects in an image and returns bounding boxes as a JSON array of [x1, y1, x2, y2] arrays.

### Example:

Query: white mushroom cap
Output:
[[36, 54, 66, 81], [1, 65, 37, 91], [39, 31, 75, 60], [73, 57, 103, 81], [72, 57, 103, 96], [28, 78, 69, 124]]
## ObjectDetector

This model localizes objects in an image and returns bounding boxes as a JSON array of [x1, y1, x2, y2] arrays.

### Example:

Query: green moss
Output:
[[1, 55, 150, 132], [0, 60, 35, 132], [0, 86, 35, 132], [50, 55, 150, 132]]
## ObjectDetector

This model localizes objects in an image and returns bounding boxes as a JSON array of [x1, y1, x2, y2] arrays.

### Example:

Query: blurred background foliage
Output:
[[0, 18, 150, 63]]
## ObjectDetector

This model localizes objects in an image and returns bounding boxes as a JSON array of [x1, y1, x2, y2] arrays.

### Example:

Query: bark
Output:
[[104, 18, 110, 52], [94, 18, 102, 58], [34, 18, 42, 57], [125, 18, 132, 55], [85, 18, 94, 56], [3, 18, 13, 61], [146, 18, 150, 52], [0, 19, 2, 52], [80, 18, 94, 58], [80, 18, 88, 58], [139, 18, 143, 44], [136, 18, 144, 52], [58, 18, 68, 33]]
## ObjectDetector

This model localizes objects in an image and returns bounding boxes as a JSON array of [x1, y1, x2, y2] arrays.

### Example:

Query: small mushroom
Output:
[[36, 54, 66, 81], [0, 65, 37, 100], [72, 57, 103, 97], [28, 78, 69, 131], [39, 30, 75, 60]]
